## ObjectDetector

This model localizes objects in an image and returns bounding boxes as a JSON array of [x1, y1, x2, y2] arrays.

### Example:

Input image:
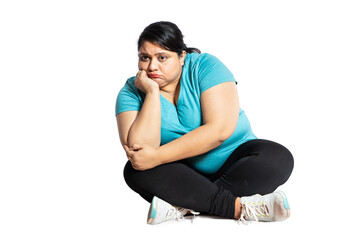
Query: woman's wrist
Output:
[[155, 145, 166, 165], [146, 87, 160, 95]]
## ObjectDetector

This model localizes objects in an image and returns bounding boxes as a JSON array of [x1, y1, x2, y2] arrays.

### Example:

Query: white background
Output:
[[1, 0, 359, 239]]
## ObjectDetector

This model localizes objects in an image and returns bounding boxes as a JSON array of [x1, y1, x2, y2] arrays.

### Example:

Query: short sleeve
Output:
[[197, 54, 238, 94], [115, 77, 143, 116]]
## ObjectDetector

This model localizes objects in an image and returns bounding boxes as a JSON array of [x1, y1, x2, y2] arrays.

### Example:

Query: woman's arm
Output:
[[126, 82, 239, 170], [126, 70, 162, 148], [157, 123, 224, 164], [158, 82, 239, 164], [127, 88, 161, 148]]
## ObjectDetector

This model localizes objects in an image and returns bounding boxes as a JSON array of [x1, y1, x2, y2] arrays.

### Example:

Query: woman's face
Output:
[[138, 41, 186, 87]]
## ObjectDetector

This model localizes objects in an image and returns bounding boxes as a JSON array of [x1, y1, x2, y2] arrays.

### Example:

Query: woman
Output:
[[115, 21, 294, 224]]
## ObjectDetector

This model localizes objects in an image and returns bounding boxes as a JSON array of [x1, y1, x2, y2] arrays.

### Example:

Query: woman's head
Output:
[[137, 21, 200, 56], [137, 21, 200, 89]]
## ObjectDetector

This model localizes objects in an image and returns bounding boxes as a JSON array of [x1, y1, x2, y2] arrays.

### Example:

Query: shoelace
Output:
[[167, 207, 200, 223], [238, 202, 270, 225], [189, 210, 200, 223], [166, 208, 185, 221]]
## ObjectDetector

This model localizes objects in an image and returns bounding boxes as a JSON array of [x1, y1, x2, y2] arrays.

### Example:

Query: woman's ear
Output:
[[180, 50, 186, 65]]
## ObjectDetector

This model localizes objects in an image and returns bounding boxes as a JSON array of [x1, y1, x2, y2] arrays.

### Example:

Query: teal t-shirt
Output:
[[115, 53, 257, 174]]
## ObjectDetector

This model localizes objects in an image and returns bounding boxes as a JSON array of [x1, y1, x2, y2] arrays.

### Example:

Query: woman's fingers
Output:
[[131, 144, 141, 150], [123, 145, 133, 159], [123, 145, 135, 169], [123, 145, 129, 154]]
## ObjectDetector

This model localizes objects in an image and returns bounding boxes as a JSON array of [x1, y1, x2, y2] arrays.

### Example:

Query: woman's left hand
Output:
[[123, 143, 161, 171]]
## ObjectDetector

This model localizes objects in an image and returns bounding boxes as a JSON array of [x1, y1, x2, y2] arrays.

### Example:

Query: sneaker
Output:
[[239, 191, 291, 223], [147, 196, 197, 225]]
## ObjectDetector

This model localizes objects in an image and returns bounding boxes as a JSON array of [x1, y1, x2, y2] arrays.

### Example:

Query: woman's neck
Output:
[[160, 90, 176, 95], [160, 78, 180, 95]]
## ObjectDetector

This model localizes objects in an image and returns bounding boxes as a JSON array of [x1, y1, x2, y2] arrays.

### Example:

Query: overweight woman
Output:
[[115, 21, 294, 224]]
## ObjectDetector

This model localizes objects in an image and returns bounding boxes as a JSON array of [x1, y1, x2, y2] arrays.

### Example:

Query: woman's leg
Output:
[[208, 139, 294, 219], [209, 139, 294, 197], [123, 160, 237, 218]]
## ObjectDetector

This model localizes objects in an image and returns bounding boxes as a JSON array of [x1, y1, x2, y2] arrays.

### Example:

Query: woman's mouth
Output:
[[148, 74, 161, 78]]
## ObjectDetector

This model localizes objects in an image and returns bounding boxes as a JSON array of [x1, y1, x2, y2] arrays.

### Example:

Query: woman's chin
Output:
[[151, 78, 164, 86]]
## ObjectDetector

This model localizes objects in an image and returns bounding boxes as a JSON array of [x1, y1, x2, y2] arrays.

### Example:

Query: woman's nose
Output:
[[148, 59, 158, 71]]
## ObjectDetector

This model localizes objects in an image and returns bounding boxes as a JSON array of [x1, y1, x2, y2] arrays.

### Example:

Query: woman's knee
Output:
[[254, 141, 294, 194], [251, 140, 294, 185], [123, 160, 138, 189], [267, 140, 294, 184], [277, 142, 294, 176], [123, 161, 154, 202]]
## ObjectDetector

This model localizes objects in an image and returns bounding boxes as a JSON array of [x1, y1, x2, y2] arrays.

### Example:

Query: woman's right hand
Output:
[[134, 70, 159, 94]]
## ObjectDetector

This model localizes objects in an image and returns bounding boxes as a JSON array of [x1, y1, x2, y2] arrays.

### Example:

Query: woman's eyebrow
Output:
[[155, 52, 168, 55], [138, 52, 168, 56]]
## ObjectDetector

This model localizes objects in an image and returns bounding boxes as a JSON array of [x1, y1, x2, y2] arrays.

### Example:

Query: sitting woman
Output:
[[115, 21, 294, 224]]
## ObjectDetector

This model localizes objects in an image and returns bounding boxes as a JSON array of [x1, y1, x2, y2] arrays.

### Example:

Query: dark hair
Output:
[[137, 21, 201, 55]]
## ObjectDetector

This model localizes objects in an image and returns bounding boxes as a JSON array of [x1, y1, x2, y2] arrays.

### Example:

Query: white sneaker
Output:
[[147, 196, 198, 225], [239, 191, 291, 223]]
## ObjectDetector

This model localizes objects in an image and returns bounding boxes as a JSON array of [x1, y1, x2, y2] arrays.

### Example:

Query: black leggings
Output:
[[123, 139, 294, 219]]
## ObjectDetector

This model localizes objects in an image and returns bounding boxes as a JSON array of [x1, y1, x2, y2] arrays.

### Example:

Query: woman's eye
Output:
[[159, 56, 167, 61], [140, 56, 149, 61]]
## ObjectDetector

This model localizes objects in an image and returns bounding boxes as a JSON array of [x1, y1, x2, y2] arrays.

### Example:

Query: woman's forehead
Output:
[[138, 41, 172, 55]]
